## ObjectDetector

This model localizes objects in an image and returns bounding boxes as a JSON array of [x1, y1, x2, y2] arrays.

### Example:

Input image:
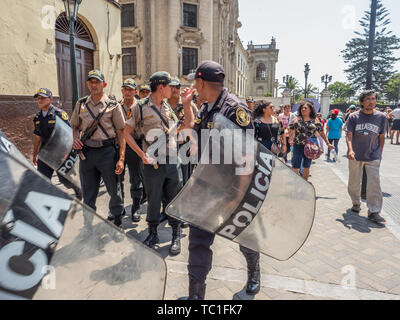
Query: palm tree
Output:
[[301, 84, 319, 97], [279, 77, 300, 103]]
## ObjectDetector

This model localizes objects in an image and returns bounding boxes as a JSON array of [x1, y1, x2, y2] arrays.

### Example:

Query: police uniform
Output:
[[33, 88, 74, 189], [70, 70, 126, 226], [125, 71, 182, 255], [184, 61, 261, 299], [120, 78, 146, 222], [167, 77, 198, 186]]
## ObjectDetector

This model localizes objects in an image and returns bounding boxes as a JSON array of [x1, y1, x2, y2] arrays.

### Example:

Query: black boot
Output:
[[143, 224, 159, 248], [178, 278, 206, 300], [113, 214, 122, 228], [131, 200, 141, 222], [169, 224, 181, 255], [245, 254, 261, 295]]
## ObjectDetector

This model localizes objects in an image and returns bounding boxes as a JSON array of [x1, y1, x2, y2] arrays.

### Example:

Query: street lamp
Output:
[[321, 74, 333, 90], [178, 47, 182, 78], [304, 63, 310, 98], [62, 0, 82, 111]]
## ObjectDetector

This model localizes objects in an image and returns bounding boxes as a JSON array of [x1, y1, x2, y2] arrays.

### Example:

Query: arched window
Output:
[[56, 13, 93, 43], [256, 63, 266, 80]]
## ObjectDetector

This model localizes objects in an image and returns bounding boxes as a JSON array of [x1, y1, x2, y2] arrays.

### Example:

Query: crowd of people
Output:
[[31, 60, 393, 300]]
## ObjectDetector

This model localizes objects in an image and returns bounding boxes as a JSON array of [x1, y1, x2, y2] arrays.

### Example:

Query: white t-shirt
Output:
[[391, 108, 400, 120]]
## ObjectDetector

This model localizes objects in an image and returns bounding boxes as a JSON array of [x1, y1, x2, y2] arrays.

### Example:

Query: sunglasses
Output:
[[171, 85, 181, 89]]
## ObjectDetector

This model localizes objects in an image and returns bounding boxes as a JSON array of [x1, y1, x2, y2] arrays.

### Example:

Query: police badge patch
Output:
[[61, 112, 69, 121], [235, 107, 250, 127]]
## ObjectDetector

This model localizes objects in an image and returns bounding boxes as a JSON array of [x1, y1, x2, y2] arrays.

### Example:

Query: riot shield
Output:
[[166, 113, 316, 261], [0, 149, 167, 300], [38, 116, 80, 189]]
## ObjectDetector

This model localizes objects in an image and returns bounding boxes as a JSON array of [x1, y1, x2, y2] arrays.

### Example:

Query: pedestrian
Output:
[[246, 97, 255, 112], [119, 78, 146, 222], [344, 90, 387, 224], [32, 88, 80, 197], [326, 109, 343, 161], [389, 104, 400, 144], [345, 105, 357, 122], [384, 107, 393, 139], [123, 71, 182, 255], [71, 70, 126, 227], [253, 100, 287, 155], [179, 61, 262, 299], [138, 84, 151, 99], [279, 104, 296, 162], [289, 100, 334, 180]]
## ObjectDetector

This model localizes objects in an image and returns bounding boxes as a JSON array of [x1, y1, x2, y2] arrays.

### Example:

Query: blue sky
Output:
[[238, 0, 400, 93]]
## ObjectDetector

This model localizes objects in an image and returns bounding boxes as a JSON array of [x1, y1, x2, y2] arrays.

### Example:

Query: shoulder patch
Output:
[[235, 107, 250, 127], [61, 112, 69, 121]]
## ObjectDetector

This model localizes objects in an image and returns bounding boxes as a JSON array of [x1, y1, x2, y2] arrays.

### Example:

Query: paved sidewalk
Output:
[[62, 151, 400, 300]]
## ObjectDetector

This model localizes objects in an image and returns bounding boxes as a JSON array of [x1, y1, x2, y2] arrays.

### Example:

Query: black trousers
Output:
[[37, 159, 74, 189], [188, 225, 259, 283], [143, 163, 180, 227], [79, 145, 123, 217], [120, 143, 145, 202]]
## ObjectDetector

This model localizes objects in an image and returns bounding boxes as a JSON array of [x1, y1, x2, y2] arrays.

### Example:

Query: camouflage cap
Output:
[[170, 77, 181, 87], [139, 84, 151, 92], [246, 97, 254, 103], [122, 78, 137, 90], [149, 71, 172, 86], [87, 69, 105, 82], [34, 88, 53, 98]]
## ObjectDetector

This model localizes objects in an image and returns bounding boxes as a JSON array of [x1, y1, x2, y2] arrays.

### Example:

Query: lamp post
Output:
[[304, 63, 310, 98], [62, 0, 82, 111], [178, 47, 182, 78], [321, 74, 333, 90]]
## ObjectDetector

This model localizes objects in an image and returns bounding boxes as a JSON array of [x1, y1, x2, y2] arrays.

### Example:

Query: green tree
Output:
[[328, 81, 356, 104], [341, 0, 400, 92], [383, 73, 400, 103]]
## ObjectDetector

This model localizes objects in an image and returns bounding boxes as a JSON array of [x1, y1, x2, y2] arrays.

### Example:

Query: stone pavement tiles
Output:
[[61, 156, 400, 300]]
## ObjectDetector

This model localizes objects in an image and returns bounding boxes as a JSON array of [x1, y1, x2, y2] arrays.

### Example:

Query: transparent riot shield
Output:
[[38, 116, 80, 189], [166, 113, 316, 261], [0, 149, 166, 300]]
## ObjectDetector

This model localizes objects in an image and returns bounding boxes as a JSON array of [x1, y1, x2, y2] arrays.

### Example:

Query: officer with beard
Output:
[[179, 61, 261, 299]]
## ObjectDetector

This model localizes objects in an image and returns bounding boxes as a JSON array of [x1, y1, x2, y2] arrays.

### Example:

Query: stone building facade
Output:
[[0, 0, 123, 157], [247, 37, 279, 98]]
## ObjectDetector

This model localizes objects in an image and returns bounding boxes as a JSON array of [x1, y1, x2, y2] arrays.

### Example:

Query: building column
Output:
[[320, 89, 331, 118]]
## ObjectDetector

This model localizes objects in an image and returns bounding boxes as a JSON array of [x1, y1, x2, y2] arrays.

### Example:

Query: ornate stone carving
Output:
[[176, 28, 205, 46], [121, 28, 143, 47]]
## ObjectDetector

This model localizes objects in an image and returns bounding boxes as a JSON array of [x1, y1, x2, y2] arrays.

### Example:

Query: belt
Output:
[[84, 138, 116, 149]]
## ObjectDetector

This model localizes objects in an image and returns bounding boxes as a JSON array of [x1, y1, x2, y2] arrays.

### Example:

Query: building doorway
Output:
[[55, 13, 95, 112]]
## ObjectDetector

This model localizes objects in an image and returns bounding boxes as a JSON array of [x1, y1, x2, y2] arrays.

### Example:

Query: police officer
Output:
[[138, 84, 151, 100], [120, 78, 145, 222], [246, 97, 255, 112], [179, 61, 261, 299], [167, 77, 198, 186], [70, 70, 126, 227], [124, 72, 182, 255], [32, 88, 80, 197]]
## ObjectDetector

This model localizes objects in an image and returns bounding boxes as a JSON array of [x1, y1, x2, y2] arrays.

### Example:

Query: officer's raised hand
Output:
[[181, 85, 196, 108]]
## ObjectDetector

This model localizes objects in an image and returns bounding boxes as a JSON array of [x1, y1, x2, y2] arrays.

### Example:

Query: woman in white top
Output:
[[389, 104, 400, 144]]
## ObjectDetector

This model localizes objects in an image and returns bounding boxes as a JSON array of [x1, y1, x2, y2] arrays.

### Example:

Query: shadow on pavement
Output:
[[336, 209, 386, 233], [233, 287, 255, 300]]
